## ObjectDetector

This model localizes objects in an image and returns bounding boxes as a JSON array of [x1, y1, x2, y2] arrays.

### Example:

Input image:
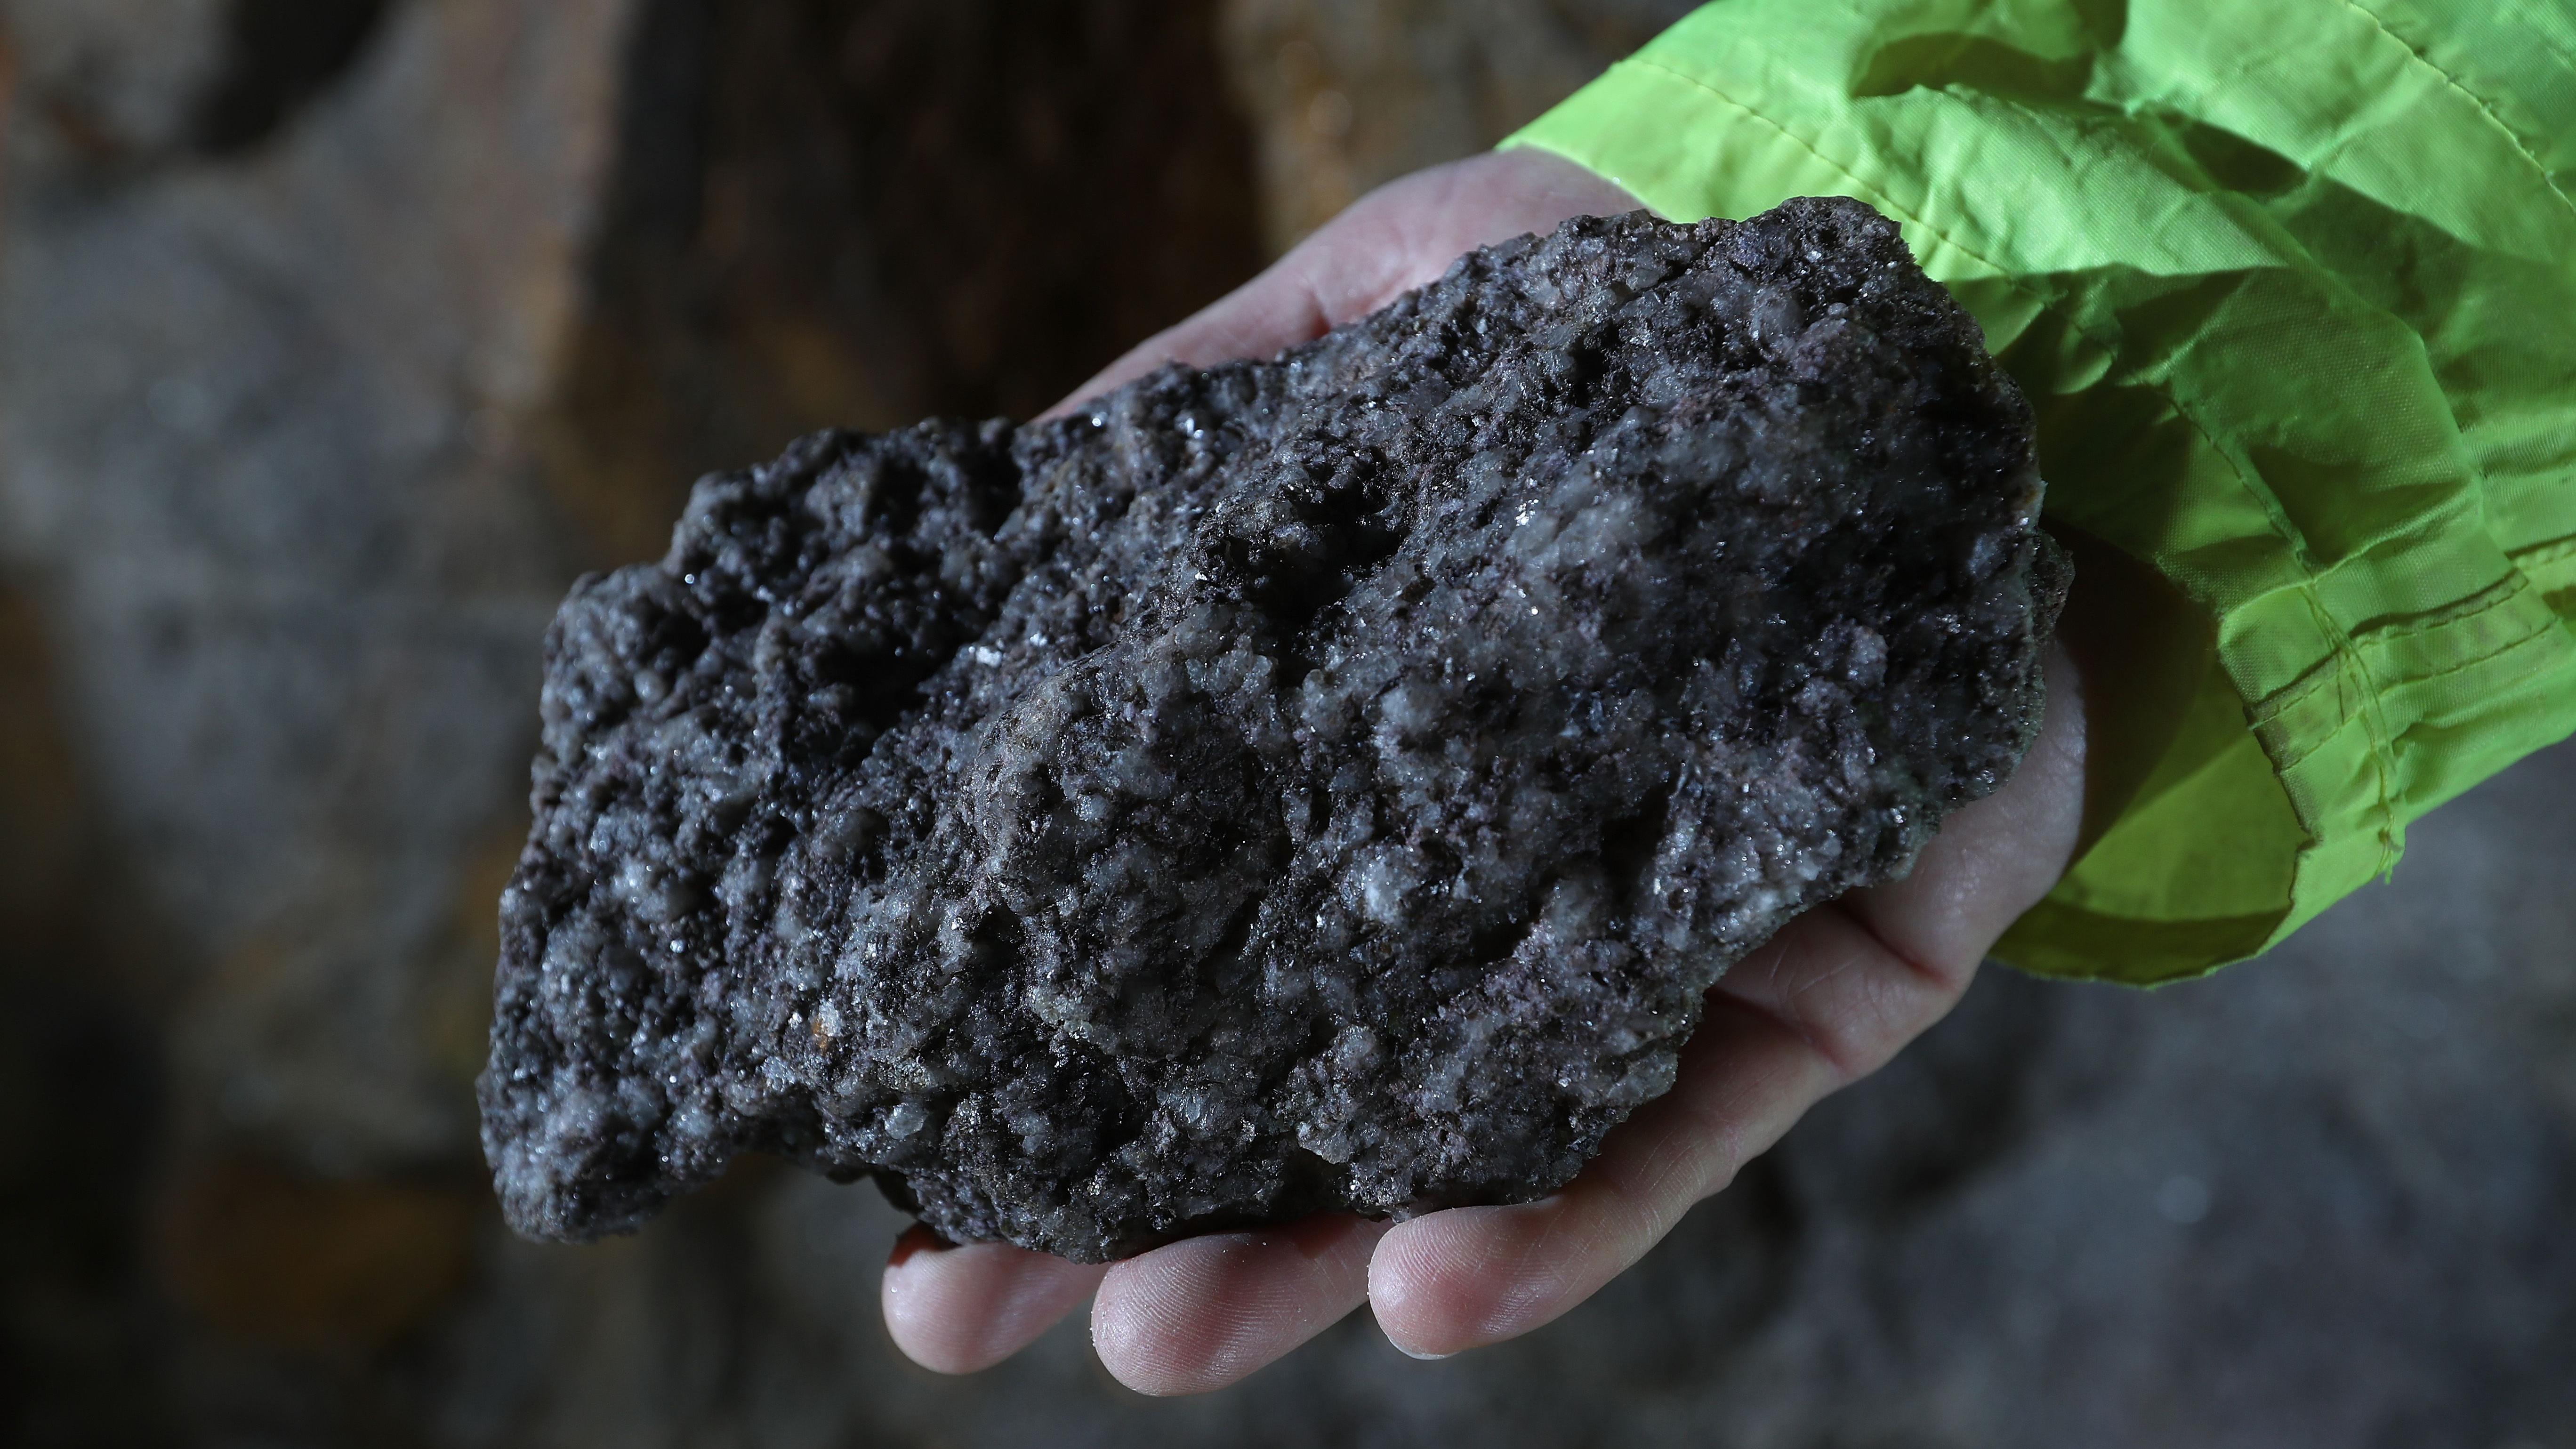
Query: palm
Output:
[[879, 149, 2093, 1394]]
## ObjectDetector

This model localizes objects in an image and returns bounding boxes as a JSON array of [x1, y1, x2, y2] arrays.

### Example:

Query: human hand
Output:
[[880, 147, 2096, 1394]]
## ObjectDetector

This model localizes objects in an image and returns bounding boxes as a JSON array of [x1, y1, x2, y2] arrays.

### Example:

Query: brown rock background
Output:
[[0, 2, 2569, 1445]]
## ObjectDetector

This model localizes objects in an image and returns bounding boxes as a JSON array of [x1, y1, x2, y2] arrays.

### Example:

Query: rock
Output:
[[482, 197, 2059, 1260], [433, 739, 2576, 1448], [11, 1, 2573, 1438]]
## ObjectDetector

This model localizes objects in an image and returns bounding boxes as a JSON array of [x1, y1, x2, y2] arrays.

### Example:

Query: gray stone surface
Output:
[[483, 200, 2057, 1259], [3, 0, 2570, 1442]]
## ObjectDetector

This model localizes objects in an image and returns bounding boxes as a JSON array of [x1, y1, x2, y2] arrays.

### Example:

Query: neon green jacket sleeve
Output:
[[1508, 0, 2576, 984]]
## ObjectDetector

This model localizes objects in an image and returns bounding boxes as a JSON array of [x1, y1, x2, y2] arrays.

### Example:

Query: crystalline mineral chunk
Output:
[[479, 197, 2060, 1262]]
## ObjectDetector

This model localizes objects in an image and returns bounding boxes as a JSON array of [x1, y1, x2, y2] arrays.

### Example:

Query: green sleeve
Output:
[[1507, 0, 2576, 984]]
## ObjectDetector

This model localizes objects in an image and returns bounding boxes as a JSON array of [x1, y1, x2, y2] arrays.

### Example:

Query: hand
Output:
[[880, 147, 2097, 1394]]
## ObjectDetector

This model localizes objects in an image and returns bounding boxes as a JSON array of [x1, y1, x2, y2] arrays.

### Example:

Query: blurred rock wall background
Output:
[[0, 3, 2568, 1446]]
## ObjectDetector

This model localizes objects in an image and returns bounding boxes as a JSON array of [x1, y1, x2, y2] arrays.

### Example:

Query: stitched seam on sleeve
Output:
[[2347, 572, 2528, 644], [2336, 0, 2576, 226], [2265, 692, 2371, 777], [2246, 580, 2555, 731], [2267, 624, 2566, 775], [2377, 621, 2567, 692], [2509, 531, 2576, 571], [2255, 582, 2566, 722]]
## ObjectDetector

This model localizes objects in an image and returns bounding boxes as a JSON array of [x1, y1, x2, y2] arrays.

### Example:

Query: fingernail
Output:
[[1393, 1342, 1453, 1361], [886, 1224, 951, 1267]]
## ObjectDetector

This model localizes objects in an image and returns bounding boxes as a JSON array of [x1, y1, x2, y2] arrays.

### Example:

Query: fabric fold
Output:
[[1508, 0, 2576, 983]]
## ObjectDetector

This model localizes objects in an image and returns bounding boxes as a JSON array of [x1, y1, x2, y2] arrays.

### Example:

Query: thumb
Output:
[[1042, 148, 1641, 418]]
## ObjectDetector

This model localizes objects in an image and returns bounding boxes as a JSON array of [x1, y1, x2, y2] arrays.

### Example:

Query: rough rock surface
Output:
[[481, 197, 2058, 1260]]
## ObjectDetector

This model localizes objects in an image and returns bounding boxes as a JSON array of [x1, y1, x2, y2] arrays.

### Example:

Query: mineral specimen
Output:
[[480, 196, 2058, 1261]]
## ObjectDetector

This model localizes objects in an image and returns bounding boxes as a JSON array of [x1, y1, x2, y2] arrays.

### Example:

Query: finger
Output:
[[1042, 148, 1641, 418], [1092, 1214, 1388, 1395], [880, 1227, 1108, 1375], [1724, 639, 2085, 1075], [1369, 643, 2088, 1358], [1840, 637, 2089, 976], [1368, 981, 1839, 1358]]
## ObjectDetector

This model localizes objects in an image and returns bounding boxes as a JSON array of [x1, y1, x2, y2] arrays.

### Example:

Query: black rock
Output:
[[479, 197, 2058, 1262]]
